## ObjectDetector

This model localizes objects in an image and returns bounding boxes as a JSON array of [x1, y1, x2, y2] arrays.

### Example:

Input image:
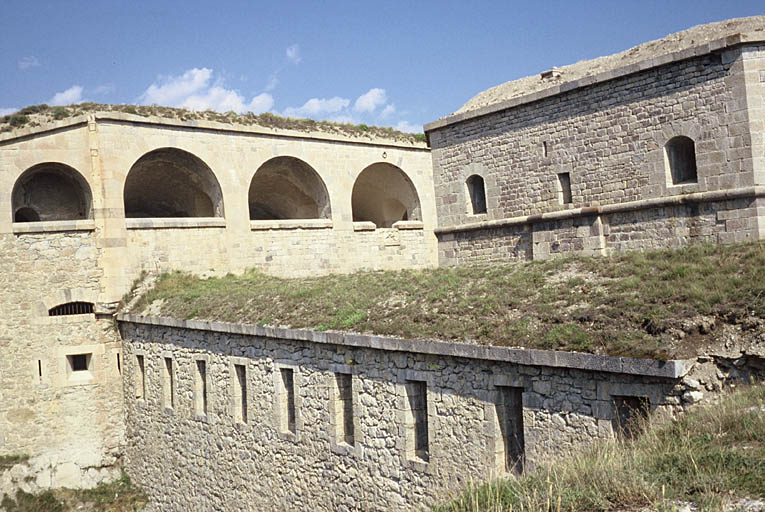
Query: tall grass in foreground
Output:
[[434, 384, 765, 512]]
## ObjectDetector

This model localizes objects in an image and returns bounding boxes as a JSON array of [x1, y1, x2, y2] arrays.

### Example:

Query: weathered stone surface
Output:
[[427, 41, 765, 266], [119, 318, 692, 511]]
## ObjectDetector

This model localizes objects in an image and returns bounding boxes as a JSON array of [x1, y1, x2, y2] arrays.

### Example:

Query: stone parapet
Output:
[[12, 219, 96, 234], [117, 314, 692, 378], [124, 218, 227, 230]]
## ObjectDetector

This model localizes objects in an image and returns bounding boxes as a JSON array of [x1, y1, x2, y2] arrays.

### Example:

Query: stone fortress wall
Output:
[[0, 115, 435, 488], [425, 34, 765, 265], [1, 21, 764, 510], [117, 315, 693, 512]]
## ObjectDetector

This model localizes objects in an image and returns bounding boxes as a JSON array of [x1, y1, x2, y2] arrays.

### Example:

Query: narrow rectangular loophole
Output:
[[281, 368, 296, 434], [116, 353, 121, 375], [37, 360, 42, 381], [163, 357, 174, 409], [335, 373, 354, 446], [136, 355, 145, 399], [612, 396, 649, 440], [543, 140, 549, 158], [234, 363, 247, 424], [558, 172, 572, 204], [496, 386, 525, 474], [195, 360, 208, 416], [406, 380, 429, 461]]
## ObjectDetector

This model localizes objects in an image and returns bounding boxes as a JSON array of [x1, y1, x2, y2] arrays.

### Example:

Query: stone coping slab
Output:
[[117, 313, 692, 379], [353, 221, 377, 231], [435, 186, 765, 235], [424, 32, 765, 133], [12, 219, 96, 234], [250, 219, 333, 230], [125, 218, 226, 230], [392, 221, 425, 230], [0, 112, 429, 151]]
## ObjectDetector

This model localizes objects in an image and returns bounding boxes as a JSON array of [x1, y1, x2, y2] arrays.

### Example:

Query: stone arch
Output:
[[124, 148, 224, 218], [11, 163, 93, 222], [352, 163, 421, 228], [35, 287, 99, 318], [248, 157, 331, 220], [665, 136, 698, 185], [465, 174, 487, 214]]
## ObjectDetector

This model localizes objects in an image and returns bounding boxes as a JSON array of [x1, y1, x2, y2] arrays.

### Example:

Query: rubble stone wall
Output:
[[119, 317, 692, 511]]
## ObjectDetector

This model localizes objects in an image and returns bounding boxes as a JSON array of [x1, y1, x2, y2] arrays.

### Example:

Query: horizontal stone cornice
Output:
[[435, 185, 765, 235], [117, 313, 692, 379]]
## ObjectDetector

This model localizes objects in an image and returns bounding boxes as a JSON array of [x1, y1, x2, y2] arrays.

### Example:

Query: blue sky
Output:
[[1, 1, 763, 132]]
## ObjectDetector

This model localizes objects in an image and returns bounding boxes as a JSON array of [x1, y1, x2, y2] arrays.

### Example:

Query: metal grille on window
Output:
[[48, 302, 94, 316]]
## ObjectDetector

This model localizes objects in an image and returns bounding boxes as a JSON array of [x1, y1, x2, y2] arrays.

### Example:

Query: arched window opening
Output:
[[352, 163, 421, 228], [124, 148, 224, 218], [12, 163, 92, 222], [249, 157, 331, 220], [665, 136, 697, 185], [466, 175, 487, 214], [49, 301, 94, 316]]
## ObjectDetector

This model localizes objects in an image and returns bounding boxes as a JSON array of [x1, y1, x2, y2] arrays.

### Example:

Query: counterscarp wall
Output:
[[118, 315, 693, 511]]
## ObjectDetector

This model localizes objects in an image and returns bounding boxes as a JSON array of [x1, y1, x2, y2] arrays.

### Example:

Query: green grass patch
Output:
[[0, 454, 29, 471], [1, 490, 64, 512], [1, 472, 146, 512], [434, 383, 765, 512], [131, 241, 765, 359]]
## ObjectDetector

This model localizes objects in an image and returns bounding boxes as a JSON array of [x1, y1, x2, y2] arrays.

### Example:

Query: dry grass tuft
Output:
[[434, 383, 765, 512]]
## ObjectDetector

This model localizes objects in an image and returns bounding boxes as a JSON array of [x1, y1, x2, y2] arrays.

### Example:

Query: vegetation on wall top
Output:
[[129, 241, 765, 360], [0, 103, 427, 144]]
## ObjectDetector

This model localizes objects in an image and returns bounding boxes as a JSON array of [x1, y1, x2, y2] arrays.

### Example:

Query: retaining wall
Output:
[[118, 315, 695, 511]]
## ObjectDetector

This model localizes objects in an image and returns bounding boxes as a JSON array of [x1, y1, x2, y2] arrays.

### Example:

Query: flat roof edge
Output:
[[0, 112, 428, 150], [424, 32, 765, 133], [117, 313, 692, 378]]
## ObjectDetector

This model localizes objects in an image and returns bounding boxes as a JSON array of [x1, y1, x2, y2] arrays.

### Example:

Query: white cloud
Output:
[[265, 72, 279, 91], [380, 104, 396, 118], [140, 68, 212, 106], [0, 107, 17, 116], [49, 85, 84, 106], [354, 88, 387, 113], [286, 44, 301, 64], [395, 120, 422, 133], [248, 93, 274, 114], [139, 68, 272, 113], [283, 96, 350, 118], [91, 84, 115, 96], [18, 56, 40, 70]]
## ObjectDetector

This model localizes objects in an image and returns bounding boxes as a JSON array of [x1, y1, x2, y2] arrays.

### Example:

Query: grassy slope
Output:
[[0, 474, 146, 512], [0, 103, 426, 143], [433, 384, 765, 512], [132, 242, 765, 360]]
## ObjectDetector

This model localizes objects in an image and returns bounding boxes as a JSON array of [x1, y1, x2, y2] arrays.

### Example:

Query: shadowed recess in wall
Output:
[[124, 148, 224, 218], [248, 156, 331, 220], [352, 162, 421, 228], [12, 163, 93, 222]]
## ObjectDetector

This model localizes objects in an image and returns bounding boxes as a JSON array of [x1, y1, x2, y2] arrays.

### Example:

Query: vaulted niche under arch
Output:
[[124, 148, 224, 218], [352, 163, 421, 228], [249, 157, 331, 220], [12, 163, 93, 222]]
